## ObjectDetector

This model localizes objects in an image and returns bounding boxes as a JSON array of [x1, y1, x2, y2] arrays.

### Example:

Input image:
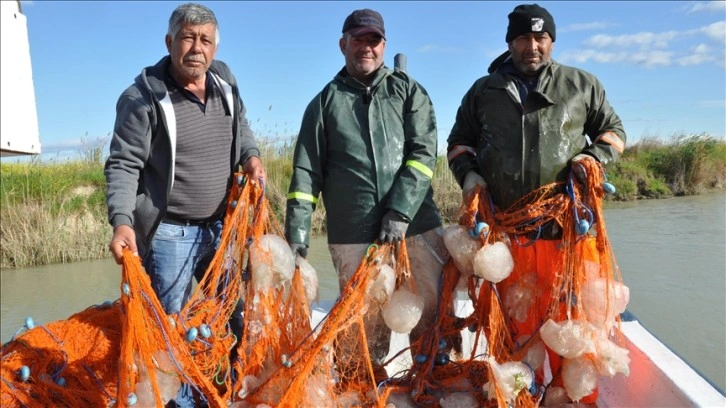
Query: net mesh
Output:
[[1, 160, 628, 407]]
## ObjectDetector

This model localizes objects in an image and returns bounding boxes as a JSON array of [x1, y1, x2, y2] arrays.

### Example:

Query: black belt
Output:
[[162, 213, 219, 227]]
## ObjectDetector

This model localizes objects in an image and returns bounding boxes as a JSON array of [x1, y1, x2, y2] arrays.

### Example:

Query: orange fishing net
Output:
[[1, 160, 628, 407]]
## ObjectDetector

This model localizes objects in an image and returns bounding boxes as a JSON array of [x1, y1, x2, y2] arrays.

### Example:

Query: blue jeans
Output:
[[143, 220, 221, 408], [143, 219, 244, 408], [143, 220, 223, 314]]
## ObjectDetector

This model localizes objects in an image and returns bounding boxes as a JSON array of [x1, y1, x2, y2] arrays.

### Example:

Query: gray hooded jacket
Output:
[[104, 56, 259, 255]]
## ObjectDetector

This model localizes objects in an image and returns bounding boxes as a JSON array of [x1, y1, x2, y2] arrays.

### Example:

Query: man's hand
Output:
[[290, 243, 308, 258], [570, 154, 596, 185], [242, 156, 267, 185], [462, 171, 487, 199], [378, 210, 409, 244], [109, 225, 138, 264]]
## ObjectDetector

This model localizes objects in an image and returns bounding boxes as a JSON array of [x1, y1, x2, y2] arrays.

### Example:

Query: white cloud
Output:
[[581, 21, 724, 50], [701, 21, 726, 43], [584, 31, 680, 49], [677, 53, 714, 66], [676, 43, 715, 66], [625, 50, 674, 67], [567, 45, 726, 68], [570, 21, 726, 67], [560, 21, 616, 33], [558, 49, 673, 67], [693, 43, 712, 53], [686, 1, 726, 14]]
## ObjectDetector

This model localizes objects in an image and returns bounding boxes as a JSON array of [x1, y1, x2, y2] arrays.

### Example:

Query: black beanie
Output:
[[506, 4, 556, 42]]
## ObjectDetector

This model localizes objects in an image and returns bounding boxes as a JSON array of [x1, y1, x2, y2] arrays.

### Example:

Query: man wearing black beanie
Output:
[[506, 4, 556, 43], [447, 3, 627, 405]]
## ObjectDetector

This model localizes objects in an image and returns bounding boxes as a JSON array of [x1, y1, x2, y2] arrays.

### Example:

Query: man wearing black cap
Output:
[[447, 3, 626, 404], [285, 8, 451, 384]]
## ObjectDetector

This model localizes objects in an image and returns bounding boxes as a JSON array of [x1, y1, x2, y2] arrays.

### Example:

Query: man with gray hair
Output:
[[105, 4, 265, 405]]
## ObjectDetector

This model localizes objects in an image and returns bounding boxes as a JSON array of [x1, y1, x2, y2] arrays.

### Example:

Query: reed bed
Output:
[[1, 158, 109, 268]]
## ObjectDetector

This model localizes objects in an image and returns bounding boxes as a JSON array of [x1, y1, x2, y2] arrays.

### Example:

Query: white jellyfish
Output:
[[381, 288, 424, 333], [516, 334, 546, 371], [248, 234, 295, 291], [483, 356, 534, 404], [594, 336, 630, 377], [539, 319, 596, 359], [503, 272, 537, 322], [368, 264, 396, 305], [472, 241, 514, 283], [562, 355, 598, 402], [152, 351, 181, 405], [443, 225, 482, 277], [295, 255, 319, 305], [302, 373, 335, 406], [581, 276, 630, 330]]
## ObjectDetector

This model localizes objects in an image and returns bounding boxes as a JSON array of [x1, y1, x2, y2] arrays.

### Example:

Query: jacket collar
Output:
[[335, 65, 391, 90], [137, 56, 231, 102]]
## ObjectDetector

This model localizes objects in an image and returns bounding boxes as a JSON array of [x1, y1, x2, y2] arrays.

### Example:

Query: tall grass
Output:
[[1, 154, 109, 268], [606, 134, 726, 200], [432, 157, 462, 224], [256, 138, 326, 236], [1, 133, 724, 268]]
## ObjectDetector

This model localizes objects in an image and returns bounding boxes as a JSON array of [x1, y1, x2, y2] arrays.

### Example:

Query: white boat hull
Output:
[[598, 312, 724, 407], [311, 299, 725, 407]]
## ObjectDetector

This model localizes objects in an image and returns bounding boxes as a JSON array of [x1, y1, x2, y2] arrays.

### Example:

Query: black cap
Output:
[[342, 9, 386, 39], [506, 4, 556, 42]]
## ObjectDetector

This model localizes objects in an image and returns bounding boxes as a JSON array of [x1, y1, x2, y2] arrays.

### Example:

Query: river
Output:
[[1, 191, 724, 390]]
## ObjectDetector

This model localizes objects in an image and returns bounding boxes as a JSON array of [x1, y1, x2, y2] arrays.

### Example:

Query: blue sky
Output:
[[11, 1, 726, 160]]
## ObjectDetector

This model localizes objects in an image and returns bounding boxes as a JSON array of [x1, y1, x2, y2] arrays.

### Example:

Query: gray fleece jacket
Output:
[[104, 56, 259, 256]]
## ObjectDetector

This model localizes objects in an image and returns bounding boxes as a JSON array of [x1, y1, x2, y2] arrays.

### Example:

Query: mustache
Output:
[[183, 55, 205, 63]]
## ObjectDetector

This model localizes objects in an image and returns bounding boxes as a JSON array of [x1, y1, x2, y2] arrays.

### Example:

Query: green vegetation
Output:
[[1, 155, 109, 268], [605, 134, 726, 200], [1, 134, 724, 268]]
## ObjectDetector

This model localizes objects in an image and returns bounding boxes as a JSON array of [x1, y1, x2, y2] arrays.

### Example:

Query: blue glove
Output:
[[378, 210, 409, 243], [290, 243, 308, 258]]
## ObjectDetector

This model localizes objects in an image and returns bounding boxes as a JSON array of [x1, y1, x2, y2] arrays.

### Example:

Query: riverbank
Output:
[[1, 134, 724, 268]]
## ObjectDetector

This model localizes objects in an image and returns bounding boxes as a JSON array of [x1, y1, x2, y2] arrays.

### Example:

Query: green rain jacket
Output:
[[285, 66, 442, 246], [447, 58, 626, 210]]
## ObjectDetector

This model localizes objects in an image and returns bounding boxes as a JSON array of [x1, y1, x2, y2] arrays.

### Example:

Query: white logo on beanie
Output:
[[531, 17, 544, 32]]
